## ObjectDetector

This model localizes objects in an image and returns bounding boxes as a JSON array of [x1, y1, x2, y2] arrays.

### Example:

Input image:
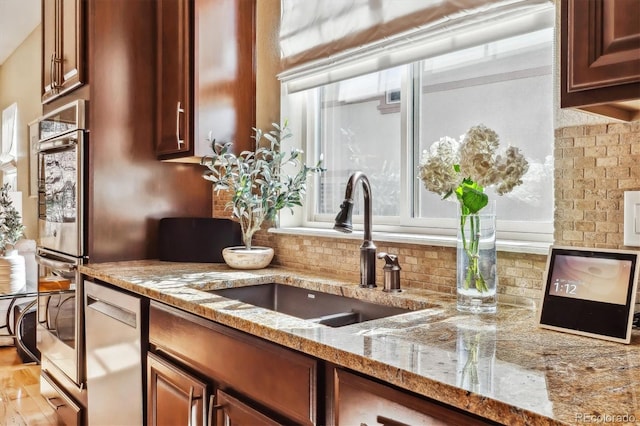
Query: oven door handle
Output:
[[39, 136, 78, 152], [35, 254, 78, 273]]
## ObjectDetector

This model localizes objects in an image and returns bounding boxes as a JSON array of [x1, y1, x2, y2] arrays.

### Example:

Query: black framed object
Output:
[[539, 246, 640, 344]]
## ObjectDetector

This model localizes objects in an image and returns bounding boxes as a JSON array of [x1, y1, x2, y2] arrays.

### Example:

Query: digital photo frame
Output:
[[539, 246, 640, 344]]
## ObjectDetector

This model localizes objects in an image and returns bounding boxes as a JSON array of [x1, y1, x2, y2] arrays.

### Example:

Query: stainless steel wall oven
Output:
[[36, 100, 88, 397]]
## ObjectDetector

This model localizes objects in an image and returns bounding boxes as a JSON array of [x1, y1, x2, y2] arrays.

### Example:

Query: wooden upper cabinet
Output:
[[42, 0, 86, 104], [42, 0, 57, 100], [156, 0, 192, 158], [561, 0, 640, 121], [157, 0, 256, 162]]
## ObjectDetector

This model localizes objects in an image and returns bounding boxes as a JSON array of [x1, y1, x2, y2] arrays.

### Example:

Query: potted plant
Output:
[[201, 122, 324, 269], [0, 183, 26, 294]]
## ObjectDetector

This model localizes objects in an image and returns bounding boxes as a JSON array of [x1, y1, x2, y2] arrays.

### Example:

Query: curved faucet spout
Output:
[[334, 171, 376, 288]]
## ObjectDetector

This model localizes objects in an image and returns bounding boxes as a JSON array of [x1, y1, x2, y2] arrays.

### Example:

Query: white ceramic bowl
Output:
[[222, 246, 274, 270]]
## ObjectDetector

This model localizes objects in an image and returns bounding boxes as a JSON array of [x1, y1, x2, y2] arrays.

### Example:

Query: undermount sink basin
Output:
[[210, 283, 412, 327]]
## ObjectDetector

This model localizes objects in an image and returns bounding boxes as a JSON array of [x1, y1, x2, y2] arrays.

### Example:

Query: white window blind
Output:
[[279, 0, 554, 94]]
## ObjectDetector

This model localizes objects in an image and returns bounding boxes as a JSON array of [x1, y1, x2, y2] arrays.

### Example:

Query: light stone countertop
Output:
[[79, 260, 640, 426]]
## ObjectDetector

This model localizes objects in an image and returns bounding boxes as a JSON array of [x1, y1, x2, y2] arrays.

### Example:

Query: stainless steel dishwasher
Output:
[[85, 279, 144, 425]]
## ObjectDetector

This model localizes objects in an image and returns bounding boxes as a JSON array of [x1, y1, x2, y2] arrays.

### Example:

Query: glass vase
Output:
[[456, 322, 496, 393], [456, 205, 497, 313]]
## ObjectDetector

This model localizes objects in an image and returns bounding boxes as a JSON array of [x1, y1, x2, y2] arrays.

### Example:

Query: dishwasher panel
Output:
[[85, 280, 144, 425]]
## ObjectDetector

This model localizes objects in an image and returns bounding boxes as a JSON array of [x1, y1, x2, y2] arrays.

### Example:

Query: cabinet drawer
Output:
[[41, 371, 82, 426], [330, 368, 492, 426], [149, 302, 317, 425]]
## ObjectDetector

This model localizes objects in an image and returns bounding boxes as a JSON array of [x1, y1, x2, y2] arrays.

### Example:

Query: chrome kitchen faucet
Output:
[[334, 171, 377, 288]]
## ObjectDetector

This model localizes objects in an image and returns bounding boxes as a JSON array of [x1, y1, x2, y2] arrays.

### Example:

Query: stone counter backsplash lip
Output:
[[79, 260, 640, 426]]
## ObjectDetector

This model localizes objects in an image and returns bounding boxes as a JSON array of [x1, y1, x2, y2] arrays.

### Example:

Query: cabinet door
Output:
[[156, 0, 192, 157], [193, 0, 256, 156], [156, 0, 256, 160], [58, 0, 85, 94], [561, 0, 640, 120], [41, 0, 85, 104], [331, 369, 491, 426], [215, 390, 282, 426], [42, 0, 59, 102], [147, 352, 209, 426]]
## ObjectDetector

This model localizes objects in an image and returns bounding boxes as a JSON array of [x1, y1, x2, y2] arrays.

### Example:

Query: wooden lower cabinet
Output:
[[148, 301, 317, 425], [147, 352, 209, 426], [216, 390, 282, 426], [328, 368, 494, 426], [147, 301, 496, 426]]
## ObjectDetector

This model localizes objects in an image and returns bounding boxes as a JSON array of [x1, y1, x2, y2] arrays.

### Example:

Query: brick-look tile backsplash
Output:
[[212, 189, 235, 221], [253, 231, 547, 309], [220, 121, 640, 309], [554, 121, 640, 248]]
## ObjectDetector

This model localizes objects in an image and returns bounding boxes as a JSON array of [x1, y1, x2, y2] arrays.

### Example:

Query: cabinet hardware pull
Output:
[[207, 395, 223, 426], [176, 101, 185, 148], [187, 386, 204, 426], [376, 415, 411, 426], [45, 396, 65, 411], [49, 53, 56, 92], [188, 386, 195, 426], [50, 53, 62, 92]]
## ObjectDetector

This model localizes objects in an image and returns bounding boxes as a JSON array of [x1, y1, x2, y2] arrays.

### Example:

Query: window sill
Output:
[[269, 226, 551, 255]]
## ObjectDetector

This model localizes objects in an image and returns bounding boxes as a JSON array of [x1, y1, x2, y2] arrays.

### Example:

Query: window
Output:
[[282, 5, 555, 243], [316, 66, 404, 219], [416, 28, 555, 228]]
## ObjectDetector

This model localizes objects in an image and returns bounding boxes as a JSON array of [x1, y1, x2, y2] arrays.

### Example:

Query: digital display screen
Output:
[[548, 254, 633, 305], [539, 247, 640, 344]]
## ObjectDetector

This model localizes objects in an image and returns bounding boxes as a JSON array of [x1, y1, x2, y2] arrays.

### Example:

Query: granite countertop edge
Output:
[[79, 260, 640, 426]]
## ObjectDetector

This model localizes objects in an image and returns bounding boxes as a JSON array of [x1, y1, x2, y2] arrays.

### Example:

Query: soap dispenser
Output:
[[377, 252, 401, 292]]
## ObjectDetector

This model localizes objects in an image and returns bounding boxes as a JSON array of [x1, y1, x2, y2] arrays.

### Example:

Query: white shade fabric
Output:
[[279, 0, 554, 93]]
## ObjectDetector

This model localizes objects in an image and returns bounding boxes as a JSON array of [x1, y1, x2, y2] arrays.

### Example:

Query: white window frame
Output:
[[276, 5, 555, 255], [278, 82, 553, 255]]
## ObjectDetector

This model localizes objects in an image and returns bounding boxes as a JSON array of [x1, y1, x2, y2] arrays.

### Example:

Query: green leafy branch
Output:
[[201, 122, 324, 249]]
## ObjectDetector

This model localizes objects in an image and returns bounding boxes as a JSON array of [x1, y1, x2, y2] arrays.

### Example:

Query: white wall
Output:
[[0, 25, 42, 240]]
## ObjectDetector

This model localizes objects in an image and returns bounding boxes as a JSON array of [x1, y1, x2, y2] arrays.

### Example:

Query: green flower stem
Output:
[[460, 213, 489, 293], [460, 334, 481, 391]]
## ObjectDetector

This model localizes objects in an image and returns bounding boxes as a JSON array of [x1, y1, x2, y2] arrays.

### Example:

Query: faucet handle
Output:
[[377, 252, 402, 293], [377, 252, 400, 267]]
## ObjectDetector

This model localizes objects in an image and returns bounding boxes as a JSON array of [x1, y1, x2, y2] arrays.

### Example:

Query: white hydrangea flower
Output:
[[418, 137, 461, 197], [494, 146, 529, 195], [418, 124, 529, 200]]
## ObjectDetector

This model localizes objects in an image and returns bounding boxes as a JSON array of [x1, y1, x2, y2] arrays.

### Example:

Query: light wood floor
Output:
[[0, 346, 58, 425]]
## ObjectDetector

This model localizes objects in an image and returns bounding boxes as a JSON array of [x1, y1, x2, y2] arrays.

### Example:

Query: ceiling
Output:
[[0, 0, 41, 66]]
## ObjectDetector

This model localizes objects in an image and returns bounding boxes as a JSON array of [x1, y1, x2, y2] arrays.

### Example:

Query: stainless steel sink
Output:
[[210, 283, 412, 327]]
